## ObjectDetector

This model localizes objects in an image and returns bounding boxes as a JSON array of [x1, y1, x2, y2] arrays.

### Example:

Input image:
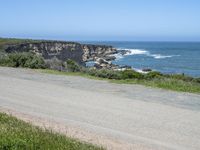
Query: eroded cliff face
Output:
[[82, 44, 117, 62], [5, 41, 117, 66], [5, 41, 84, 65]]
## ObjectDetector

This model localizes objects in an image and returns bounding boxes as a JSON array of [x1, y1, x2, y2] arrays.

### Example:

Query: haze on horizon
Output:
[[0, 0, 200, 41]]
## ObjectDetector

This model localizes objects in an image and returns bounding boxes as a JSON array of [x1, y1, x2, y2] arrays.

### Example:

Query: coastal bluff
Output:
[[5, 41, 117, 66]]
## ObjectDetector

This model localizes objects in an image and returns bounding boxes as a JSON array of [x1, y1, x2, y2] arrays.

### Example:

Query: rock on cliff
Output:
[[82, 44, 117, 62]]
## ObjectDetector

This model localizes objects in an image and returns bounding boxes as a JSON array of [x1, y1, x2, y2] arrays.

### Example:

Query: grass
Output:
[[0, 37, 49, 47], [112, 78, 200, 93], [0, 112, 104, 150], [38, 69, 107, 81], [0, 38, 34, 45], [0, 38, 38, 52], [38, 69, 200, 94], [0, 37, 64, 52], [0, 38, 78, 52]]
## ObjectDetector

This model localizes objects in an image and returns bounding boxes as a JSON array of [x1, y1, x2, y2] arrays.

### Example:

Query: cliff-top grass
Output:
[[0, 112, 104, 150], [0, 38, 79, 52], [38, 69, 200, 94]]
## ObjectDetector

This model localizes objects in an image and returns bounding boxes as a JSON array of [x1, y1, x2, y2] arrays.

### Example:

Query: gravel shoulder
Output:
[[0, 67, 200, 150]]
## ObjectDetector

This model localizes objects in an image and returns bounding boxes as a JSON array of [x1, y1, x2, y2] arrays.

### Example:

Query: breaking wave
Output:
[[150, 54, 180, 59], [115, 48, 180, 60], [121, 49, 149, 55]]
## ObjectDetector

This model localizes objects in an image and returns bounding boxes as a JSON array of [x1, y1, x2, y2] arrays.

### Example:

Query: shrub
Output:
[[84, 69, 145, 80], [66, 59, 81, 72], [120, 70, 144, 79], [97, 69, 121, 79], [145, 71, 163, 79], [45, 57, 64, 71], [0, 52, 46, 69], [82, 68, 96, 76], [169, 74, 194, 82], [193, 78, 200, 84]]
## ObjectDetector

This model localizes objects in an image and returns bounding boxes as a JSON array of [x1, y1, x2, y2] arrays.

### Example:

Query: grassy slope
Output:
[[0, 112, 103, 150], [0, 38, 77, 52], [0, 38, 54, 53], [112, 78, 200, 93], [0, 38, 33, 45], [0, 38, 32, 51], [39, 69, 200, 94]]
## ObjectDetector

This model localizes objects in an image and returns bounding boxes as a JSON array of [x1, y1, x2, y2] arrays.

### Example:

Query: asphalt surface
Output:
[[0, 67, 200, 150]]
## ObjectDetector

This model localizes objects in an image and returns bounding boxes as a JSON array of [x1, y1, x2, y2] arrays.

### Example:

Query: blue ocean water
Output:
[[83, 42, 200, 77]]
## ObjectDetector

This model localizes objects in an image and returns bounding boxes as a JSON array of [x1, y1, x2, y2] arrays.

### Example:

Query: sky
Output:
[[0, 0, 200, 41]]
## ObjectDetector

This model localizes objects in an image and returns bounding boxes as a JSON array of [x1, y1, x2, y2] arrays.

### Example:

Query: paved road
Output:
[[0, 67, 200, 150]]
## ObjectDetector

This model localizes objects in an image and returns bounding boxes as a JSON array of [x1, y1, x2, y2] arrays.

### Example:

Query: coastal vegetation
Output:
[[0, 52, 200, 93], [40, 67, 200, 94], [0, 52, 46, 69], [0, 112, 103, 150], [0, 38, 200, 94], [0, 38, 38, 52]]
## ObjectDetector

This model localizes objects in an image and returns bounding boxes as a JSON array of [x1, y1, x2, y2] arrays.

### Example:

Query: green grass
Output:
[[112, 78, 200, 93], [0, 38, 37, 52], [0, 38, 78, 52], [0, 112, 104, 150], [38, 69, 200, 94], [0, 37, 48, 46], [0, 38, 61, 52], [0, 38, 34, 45], [38, 69, 107, 81]]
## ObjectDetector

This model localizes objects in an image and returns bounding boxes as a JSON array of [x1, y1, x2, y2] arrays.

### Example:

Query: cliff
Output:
[[5, 41, 84, 65], [5, 41, 117, 66]]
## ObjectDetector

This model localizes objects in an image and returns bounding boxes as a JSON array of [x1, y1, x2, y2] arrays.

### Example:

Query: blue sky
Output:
[[0, 0, 200, 41]]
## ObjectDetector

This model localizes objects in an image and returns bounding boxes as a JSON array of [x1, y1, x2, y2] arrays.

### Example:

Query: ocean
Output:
[[82, 41, 200, 77]]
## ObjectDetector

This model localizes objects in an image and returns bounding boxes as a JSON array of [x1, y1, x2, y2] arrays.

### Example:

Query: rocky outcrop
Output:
[[5, 40, 120, 69], [142, 68, 152, 72], [94, 58, 119, 70], [82, 44, 117, 62], [81, 44, 118, 69]]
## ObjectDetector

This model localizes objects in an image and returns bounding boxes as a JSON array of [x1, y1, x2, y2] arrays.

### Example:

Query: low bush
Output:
[[145, 71, 163, 79], [120, 70, 144, 79], [66, 59, 81, 72], [0, 52, 46, 69], [83, 69, 145, 80], [193, 78, 200, 83], [45, 57, 64, 71], [91, 69, 122, 79], [169, 74, 194, 82]]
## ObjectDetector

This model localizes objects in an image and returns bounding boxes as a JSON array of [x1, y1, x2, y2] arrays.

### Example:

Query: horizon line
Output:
[[1, 37, 200, 43]]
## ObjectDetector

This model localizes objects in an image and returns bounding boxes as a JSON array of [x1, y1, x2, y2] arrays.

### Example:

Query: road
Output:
[[0, 67, 200, 150]]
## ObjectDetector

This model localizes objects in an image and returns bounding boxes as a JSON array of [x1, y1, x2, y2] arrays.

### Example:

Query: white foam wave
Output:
[[150, 54, 168, 59], [113, 48, 149, 60], [121, 49, 148, 55], [150, 54, 180, 59], [116, 48, 180, 60], [113, 53, 123, 59], [132, 68, 148, 74]]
